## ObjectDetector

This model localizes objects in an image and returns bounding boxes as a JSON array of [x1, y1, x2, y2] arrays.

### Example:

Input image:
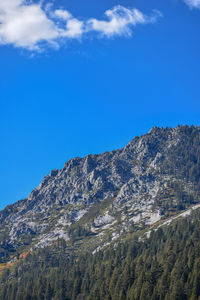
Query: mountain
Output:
[[0, 125, 200, 262], [2, 205, 200, 300]]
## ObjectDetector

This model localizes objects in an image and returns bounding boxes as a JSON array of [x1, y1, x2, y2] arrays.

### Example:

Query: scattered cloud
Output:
[[0, 0, 59, 50], [87, 6, 161, 37], [54, 9, 84, 39], [184, 0, 200, 9], [0, 1, 161, 51]]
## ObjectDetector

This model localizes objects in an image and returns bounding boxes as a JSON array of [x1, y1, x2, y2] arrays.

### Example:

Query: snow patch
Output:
[[34, 228, 69, 248], [70, 209, 87, 221], [159, 203, 200, 228], [146, 211, 161, 225], [94, 212, 115, 227], [130, 210, 161, 225]]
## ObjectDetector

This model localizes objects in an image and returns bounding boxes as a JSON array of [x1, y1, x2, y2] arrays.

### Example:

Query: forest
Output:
[[1, 207, 200, 300]]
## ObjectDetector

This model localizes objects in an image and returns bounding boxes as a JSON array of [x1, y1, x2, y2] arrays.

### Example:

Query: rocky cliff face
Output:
[[0, 125, 200, 260]]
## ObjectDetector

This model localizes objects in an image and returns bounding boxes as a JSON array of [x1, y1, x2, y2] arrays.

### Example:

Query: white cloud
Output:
[[54, 9, 71, 21], [184, 0, 200, 8], [87, 6, 161, 37], [0, 1, 59, 50], [53, 9, 84, 39], [60, 19, 83, 38], [0, 1, 161, 51]]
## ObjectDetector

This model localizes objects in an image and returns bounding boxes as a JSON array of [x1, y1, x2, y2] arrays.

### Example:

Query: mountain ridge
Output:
[[0, 124, 200, 262]]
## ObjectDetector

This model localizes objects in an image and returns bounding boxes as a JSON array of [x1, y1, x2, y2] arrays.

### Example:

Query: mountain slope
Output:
[[1, 200, 200, 300], [0, 125, 200, 261]]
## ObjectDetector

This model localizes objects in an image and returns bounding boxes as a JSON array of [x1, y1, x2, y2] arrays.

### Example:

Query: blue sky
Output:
[[1, 0, 200, 209]]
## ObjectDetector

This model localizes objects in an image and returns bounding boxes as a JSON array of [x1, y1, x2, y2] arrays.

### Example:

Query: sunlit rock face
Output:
[[0, 125, 200, 257]]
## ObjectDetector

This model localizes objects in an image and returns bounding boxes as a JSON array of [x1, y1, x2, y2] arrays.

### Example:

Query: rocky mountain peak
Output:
[[0, 125, 200, 260]]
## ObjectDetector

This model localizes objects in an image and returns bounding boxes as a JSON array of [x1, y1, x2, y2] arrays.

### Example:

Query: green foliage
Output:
[[1, 209, 200, 300]]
